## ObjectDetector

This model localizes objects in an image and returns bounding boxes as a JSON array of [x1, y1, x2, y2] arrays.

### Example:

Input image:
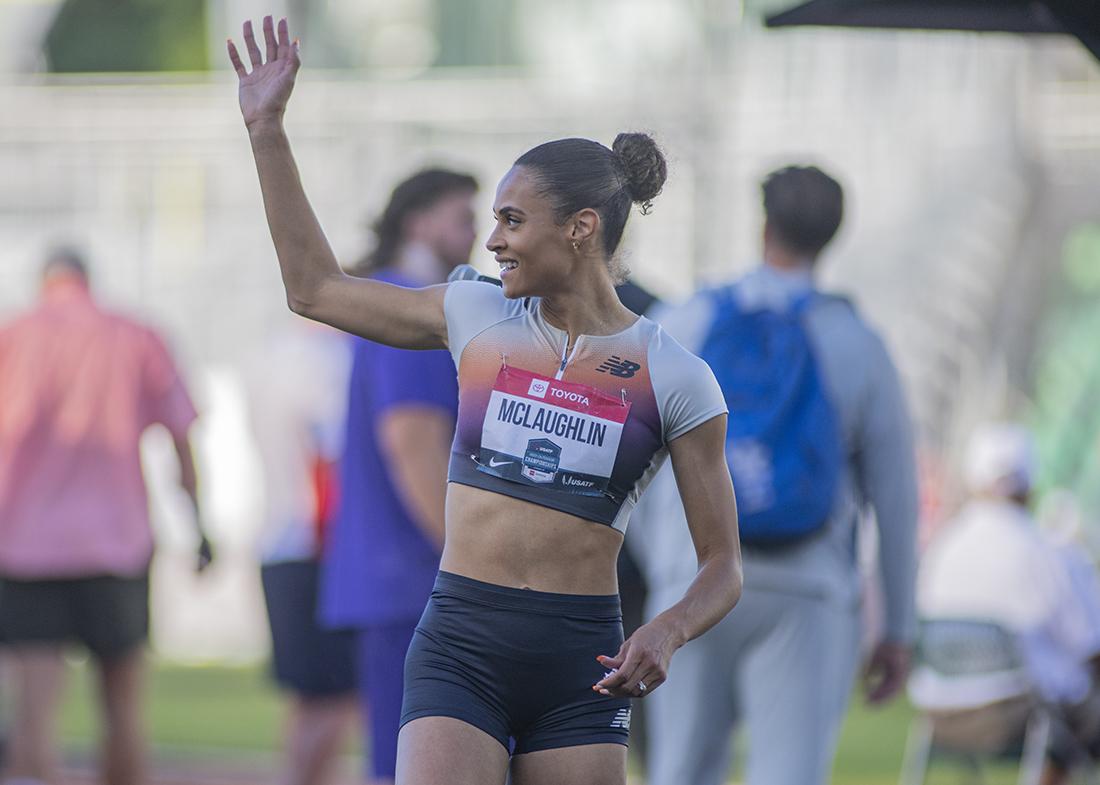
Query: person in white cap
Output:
[[916, 423, 1100, 784]]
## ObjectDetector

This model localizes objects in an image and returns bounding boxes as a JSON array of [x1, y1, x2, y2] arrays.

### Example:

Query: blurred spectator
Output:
[[0, 248, 211, 785], [245, 315, 357, 785], [915, 424, 1100, 784], [318, 169, 477, 785], [632, 165, 919, 785], [1039, 488, 1100, 639]]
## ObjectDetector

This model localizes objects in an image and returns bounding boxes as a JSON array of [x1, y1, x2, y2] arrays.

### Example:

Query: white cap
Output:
[[964, 422, 1036, 497]]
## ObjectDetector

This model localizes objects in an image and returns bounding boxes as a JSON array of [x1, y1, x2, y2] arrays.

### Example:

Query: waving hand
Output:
[[227, 14, 449, 351], [227, 16, 300, 129]]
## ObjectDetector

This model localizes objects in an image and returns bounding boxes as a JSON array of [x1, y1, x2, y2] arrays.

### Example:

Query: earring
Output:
[[572, 240, 580, 252]]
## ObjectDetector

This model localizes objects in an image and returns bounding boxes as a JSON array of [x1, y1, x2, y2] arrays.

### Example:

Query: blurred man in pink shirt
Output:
[[0, 248, 212, 785]]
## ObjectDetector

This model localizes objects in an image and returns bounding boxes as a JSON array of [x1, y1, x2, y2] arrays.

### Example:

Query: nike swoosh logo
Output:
[[488, 457, 514, 468]]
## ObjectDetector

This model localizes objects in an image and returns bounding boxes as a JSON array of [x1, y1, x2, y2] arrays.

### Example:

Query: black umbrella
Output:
[[765, 0, 1100, 62]]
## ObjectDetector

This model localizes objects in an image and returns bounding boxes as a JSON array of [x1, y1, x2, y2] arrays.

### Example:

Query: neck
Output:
[[392, 242, 448, 285], [763, 244, 815, 273], [540, 267, 635, 341], [42, 274, 91, 301]]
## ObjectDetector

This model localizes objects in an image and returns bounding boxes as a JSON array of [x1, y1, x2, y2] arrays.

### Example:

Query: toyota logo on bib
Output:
[[527, 379, 549, 398]]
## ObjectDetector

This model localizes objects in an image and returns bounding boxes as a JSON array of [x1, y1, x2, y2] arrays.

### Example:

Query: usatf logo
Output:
[[527, 379, 549, 398], [596, 356, 641, 379], [609, 707, 632, 730]]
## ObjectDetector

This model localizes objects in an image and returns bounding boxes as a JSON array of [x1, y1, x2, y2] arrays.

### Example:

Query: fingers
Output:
[[278, 17, 291, 49], [226, 39, 247, 77], [594, 664, 634, 695], [865, 665, 904, 705], [263, 15, 278, 63], [596, 652, 624, 670], [242, 19, 263, 67], [593, 642, 668, 698], [594, 664, 665, 698]]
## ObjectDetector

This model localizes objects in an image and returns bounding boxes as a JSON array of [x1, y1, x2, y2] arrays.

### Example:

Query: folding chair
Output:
[[900, 618, 1056, 785]]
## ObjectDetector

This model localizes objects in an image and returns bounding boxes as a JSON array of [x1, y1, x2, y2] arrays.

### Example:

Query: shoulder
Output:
[[103, 309, 177, 358], [644, 320, 727, 441], [650, 288, 725, 353], [808, 290, 877, 339], [445, 279, 523, 315], [806, 291, 897, 372], [645, 318, 709, 371], [0, 307, 38, 338], [444, 280, 529, 363]]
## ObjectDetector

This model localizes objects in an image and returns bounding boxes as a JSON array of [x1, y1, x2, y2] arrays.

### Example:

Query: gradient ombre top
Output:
[[445, 281, 726, 533]]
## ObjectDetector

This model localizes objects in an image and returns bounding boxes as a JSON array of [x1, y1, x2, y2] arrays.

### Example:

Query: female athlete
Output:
[[228, 17, 741, 785]]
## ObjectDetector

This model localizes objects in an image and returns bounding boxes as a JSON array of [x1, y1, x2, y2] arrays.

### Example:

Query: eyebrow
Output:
[[495, 206, 525, 217]]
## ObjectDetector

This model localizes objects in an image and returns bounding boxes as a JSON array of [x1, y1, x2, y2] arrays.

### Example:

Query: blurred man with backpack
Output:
[[630, 165, 920, 785]]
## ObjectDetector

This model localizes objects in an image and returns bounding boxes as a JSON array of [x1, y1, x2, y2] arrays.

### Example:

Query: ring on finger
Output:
[[638, 680, 647, 694]]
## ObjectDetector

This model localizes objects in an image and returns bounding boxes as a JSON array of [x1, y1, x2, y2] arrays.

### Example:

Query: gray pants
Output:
[[646, 584, 862, 785]]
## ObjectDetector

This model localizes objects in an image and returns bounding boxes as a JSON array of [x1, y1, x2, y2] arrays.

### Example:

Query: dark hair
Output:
[[761, 166, 844, 257], [42, 246, 89, 281], [357, 168, 478, 274], [514, 133, 667, 262]]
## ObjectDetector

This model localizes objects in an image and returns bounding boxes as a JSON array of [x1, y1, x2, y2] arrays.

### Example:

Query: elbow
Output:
[[719, 551, 743, 615], [285, 272, 337, 318], [286, 286, 324, 319], [286, 292, 311, 317], [700, 547, 743, 616], [729, 558, 744, 611]]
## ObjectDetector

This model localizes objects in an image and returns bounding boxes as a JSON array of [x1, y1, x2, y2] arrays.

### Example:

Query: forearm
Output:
[[878, 510, 918, 642], [173, 435, 206, 535], [389, 448, 444, 547], [650, 549, 741, 647], [863, 379, 920, 642], [247, 120, 343, 314], [388, 446, 448, 550]]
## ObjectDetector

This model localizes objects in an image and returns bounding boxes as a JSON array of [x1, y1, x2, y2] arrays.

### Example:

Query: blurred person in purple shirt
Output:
[[0, 249, 211, 785], [319, 169, 478, 785]]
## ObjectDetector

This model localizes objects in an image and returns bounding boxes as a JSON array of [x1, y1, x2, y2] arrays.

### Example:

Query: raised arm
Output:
[[228, 16, 447, 350], [594, 414, 741, 698]]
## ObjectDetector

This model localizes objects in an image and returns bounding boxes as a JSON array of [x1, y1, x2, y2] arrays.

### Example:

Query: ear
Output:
[[568, 208, 601, 248]]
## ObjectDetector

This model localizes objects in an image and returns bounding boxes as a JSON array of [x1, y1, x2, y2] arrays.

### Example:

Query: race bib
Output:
[[477, 365, 631, 497]]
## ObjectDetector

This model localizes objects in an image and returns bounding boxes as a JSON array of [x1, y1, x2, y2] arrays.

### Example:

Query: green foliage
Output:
[[45, 0, 209, 73], [432, 0, 518, 67], [1063, 223, 1100, 295], [1028, 223, 1100, 520]]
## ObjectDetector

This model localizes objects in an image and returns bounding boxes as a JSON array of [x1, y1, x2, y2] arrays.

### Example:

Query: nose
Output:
[[486, 223, 505, 253]]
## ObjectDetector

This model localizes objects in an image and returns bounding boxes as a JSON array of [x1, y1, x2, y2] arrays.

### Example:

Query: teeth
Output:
[[498, 261, 518, 270]]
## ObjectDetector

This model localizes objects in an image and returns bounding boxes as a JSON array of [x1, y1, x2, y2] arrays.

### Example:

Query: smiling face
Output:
[[486, 166, 578, 299]]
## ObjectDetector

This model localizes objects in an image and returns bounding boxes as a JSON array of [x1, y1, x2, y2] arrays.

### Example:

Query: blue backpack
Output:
[[698, 285, 844, 548]]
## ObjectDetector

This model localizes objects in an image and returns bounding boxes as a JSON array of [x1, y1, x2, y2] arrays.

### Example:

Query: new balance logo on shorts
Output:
[[596, 356, 641, 378], [609, 707, 632, 730]]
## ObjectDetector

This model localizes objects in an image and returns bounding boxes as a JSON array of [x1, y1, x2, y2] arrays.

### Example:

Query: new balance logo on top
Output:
[[596, 356, 641, 378], [609, 707, 632, 730]]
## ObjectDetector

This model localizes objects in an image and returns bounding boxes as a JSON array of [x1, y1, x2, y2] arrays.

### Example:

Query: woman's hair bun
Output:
[[612, 132, 667, 211]]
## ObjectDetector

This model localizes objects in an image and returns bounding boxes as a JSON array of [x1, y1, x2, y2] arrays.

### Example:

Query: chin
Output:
[[500, 274, 528, 299]]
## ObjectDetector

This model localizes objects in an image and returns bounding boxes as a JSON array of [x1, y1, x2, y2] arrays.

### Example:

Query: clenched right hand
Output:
[[227, 16, 300, 130]]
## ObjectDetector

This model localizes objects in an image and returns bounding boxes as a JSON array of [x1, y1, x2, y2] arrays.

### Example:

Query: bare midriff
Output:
[[440, 483, 623, 596]]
